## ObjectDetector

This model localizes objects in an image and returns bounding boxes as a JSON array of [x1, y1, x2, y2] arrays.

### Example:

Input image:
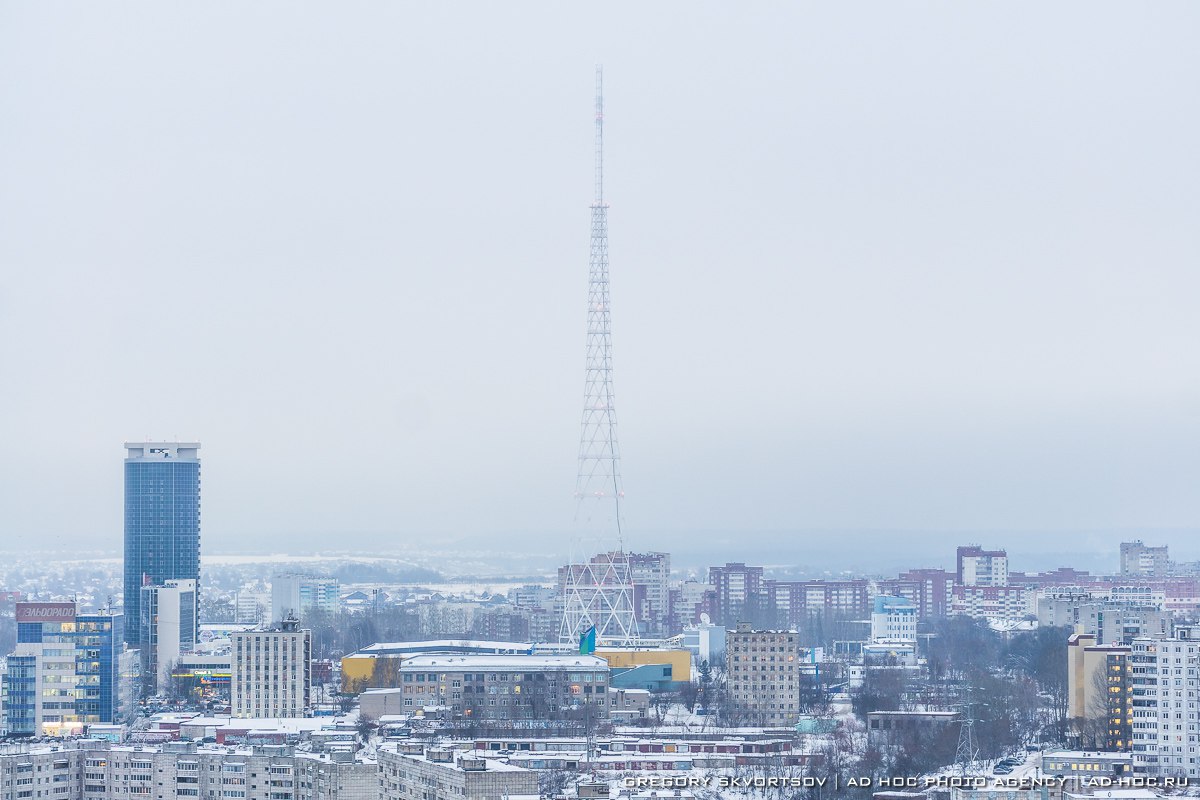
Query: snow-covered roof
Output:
[[400, 654, 609, 670]]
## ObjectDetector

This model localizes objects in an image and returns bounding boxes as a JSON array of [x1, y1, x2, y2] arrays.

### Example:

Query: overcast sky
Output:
[[1, 3, 1199, 563]]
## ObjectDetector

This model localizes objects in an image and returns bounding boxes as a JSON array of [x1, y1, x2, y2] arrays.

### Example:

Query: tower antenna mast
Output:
[[560, 65, 639, 646]]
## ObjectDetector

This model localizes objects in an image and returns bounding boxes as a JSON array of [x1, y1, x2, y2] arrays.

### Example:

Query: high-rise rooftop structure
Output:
[[123, 441, 201, 646], [560, 67, 640, 647]]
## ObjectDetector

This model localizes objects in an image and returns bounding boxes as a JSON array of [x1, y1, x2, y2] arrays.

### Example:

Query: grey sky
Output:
[[1, 3, 1198, 561]]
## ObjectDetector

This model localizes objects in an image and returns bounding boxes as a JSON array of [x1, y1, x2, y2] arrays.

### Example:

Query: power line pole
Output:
[[955, 685, 980, 775]]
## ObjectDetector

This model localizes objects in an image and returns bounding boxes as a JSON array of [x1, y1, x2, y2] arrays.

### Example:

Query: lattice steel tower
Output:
[[559, 66, 640, 647]]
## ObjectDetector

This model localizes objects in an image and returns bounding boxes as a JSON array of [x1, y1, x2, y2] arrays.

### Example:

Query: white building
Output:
[[231, 619, 312, 719], [140, 578, 198, 694], [677, 620, 726, 666], [951, 584, 1033, 623], [271, 574, 340, 624], [870, 595, 917, 642], [1131, 626, 1200, 778], [235, 592, 265, 625]]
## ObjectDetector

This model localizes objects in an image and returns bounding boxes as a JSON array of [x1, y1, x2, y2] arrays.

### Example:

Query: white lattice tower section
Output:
[[560, 66, 640, 647]]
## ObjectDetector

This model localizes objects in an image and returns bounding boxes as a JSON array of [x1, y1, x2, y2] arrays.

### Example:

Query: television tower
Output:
[[559, 66, 640, 647]]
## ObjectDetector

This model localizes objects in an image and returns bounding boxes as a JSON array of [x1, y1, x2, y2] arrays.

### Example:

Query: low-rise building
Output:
[[398, 654, 609, 721], [1041, 750, 1134, 777], [607, 687, 650, 721], [866, 710, 959, 748], [377, 743, 539, 800]]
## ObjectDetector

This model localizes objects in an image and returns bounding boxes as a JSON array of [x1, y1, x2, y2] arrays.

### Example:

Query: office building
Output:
[[871, 595, 917, 642], [397, 654, 610, 721], [271, 574, 340, 624], [726, 623, 802, 726], [124, 441, 201, 646], [677, 621, 726, 665], [140, 578, 198, 694], [231, 619, 312, 718], [1066, 632, 1131, 751], [4, 601, 136, 736]]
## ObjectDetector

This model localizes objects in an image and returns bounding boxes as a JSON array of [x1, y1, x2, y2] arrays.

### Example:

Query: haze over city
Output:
[[2, 2, 1199, 566]]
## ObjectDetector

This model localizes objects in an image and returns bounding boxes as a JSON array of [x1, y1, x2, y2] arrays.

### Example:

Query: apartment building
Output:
[[271, 575, 340, 625], [870, 596, 918, 642], [950, 584, 1033, 623], [707, 564, 763, 626], [956, 545, 1008, 587], [1121, 540, 1171, 578], [1130, 626, 1200, 777], [876, 568, 954, 619], [1039, 595, 1169, 645], [377, 743, 538, 800], [627, 552, 671, 636], [1066, 633, 1132, 751], [726, 623, 803, 726], [294, 752, 378, 800], [0, 741, 378, 800]]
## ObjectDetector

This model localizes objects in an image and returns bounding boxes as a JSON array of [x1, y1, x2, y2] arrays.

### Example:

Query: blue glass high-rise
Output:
[[5, 602, 132, 736], [123, 442, 201, 646]]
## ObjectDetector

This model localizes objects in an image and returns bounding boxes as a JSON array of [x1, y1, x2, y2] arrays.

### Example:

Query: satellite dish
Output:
[[700, 613, 711, 625]]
